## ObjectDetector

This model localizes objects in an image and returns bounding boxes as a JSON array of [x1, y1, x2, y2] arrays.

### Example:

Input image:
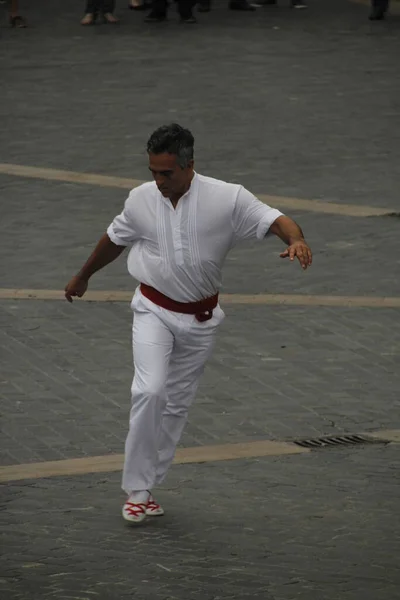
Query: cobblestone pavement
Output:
[[1, 299, 400, 465], [1, 0, 400, 598], [1, 0, 400, 208], [1, 446, 400, 600]]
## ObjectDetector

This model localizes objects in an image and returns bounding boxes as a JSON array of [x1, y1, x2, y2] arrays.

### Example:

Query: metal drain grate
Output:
[[293, 434, 385, 449]]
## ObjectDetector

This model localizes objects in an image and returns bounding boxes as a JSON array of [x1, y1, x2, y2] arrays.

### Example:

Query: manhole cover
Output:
[[293, 434, 386, 449]]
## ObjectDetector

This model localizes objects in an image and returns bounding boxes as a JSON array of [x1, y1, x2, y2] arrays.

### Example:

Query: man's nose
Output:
[[155, 174, 166, 187]]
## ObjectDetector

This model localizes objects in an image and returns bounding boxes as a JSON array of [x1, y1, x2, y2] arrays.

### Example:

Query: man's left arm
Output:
[[269, 215, 312, 270]]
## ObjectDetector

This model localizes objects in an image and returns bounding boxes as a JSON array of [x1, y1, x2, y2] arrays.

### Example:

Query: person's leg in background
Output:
[[81, 0, 98, 25], [9, 0, 27, 27], [177, 0, 197, 21], [369, 0, 389, 19], [101, 0, 119, 23], [144, 0, 168, 21]]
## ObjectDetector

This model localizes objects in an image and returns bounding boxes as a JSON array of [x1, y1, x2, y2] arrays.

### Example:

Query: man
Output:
[[65, 124, 312, 524]]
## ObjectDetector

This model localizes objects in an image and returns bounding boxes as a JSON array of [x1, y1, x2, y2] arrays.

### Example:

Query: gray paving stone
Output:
[[1, 178, 400, 295], [1, 299, 399, 465], [1, 0, 400, 208], [1, 446, 400, 600], [1, 1, 400, 598]]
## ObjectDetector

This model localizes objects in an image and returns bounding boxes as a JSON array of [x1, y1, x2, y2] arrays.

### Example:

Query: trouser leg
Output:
[[176, 0, 196, 19], [149, 0, 168, 16], [155, 320, 217, 485], [122, 310, 174, 495], [101, 0, 116, 12]]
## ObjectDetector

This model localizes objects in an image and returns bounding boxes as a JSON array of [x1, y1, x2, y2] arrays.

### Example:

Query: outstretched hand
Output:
[[65, 276, 88, 303], [280, 240, 312, 270]]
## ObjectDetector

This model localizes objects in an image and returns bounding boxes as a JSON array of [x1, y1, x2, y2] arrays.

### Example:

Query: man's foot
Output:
[[129, 0, 149, 9], [103, 12, 119, 23], [144, 11, 167, 21], [291, 0, 307, 8], [229, 1, 256, 11], [122, 499, 148, 524], [81, 13, 95, 25], [146, 494, 165, 516]]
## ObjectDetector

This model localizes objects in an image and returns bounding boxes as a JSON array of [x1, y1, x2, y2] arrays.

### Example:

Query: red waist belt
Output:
[[140, 284, 219, 323]]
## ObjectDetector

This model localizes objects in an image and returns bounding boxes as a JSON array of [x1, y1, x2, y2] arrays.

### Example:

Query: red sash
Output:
[[140, 284, 218, 322]]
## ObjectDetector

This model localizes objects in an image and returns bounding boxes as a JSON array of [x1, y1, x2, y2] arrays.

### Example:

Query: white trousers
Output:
[[122, 288, 225, 495]]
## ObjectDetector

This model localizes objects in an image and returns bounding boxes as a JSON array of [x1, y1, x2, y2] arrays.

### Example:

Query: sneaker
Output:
[[146, 494, 165, 516], [122, 500, 147, 524]]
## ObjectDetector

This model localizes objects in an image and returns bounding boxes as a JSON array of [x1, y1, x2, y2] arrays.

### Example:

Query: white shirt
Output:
[[107, 173, 283, 302]]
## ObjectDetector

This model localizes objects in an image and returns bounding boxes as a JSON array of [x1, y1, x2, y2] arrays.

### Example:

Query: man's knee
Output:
[[131, 377, 166, 401]]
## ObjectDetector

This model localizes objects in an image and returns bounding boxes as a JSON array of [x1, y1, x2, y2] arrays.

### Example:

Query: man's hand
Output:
[[280, 240, 312, 270], [65, 276, 88, 303], [269, 216, 312, 270], [64, 233, 126, 303]]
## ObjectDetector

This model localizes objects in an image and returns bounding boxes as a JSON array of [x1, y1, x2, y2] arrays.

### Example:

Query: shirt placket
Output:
[[171, 207, 185, 266]]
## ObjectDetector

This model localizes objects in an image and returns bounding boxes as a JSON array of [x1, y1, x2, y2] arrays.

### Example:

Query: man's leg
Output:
[[228, 0, 256, 12], [155, 319, 218, 485], [122, 310, 174, 497], [145, 0, 168, 21], [101, 0, 119, 21], [197, 0, 211, 12], [102, 0, 116, 11], [177, 0, 197, 21], [10, 0, 27, 26], [81, 0, 98, 24], [369, 0, 389, 19]]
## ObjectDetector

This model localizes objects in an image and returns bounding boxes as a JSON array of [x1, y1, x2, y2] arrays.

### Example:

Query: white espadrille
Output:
[[146, 493, 165, 517], [122, 500, 147, 524]]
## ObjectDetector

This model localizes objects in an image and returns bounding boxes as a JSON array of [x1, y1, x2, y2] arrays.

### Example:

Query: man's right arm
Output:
[[65, 233, 126, 303]]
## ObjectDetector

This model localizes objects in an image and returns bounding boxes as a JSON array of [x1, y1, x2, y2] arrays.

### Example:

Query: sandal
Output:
[[80, 13, 95, 25], [10, 15, 27, 28], [129, 1, 148, 10], [103, 12, 119, 23]]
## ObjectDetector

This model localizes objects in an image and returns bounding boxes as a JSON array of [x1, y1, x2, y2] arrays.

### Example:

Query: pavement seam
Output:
[[0, 430, 398, 483], [1, 288, 400, 308], [0, 163, 394, 217]]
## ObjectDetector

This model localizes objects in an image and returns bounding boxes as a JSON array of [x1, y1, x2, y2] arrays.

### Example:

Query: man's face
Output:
[[148, 153, 194, 199]]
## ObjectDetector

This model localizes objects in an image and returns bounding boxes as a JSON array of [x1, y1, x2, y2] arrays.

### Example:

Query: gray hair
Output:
[[147, 123, 194, 168]]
